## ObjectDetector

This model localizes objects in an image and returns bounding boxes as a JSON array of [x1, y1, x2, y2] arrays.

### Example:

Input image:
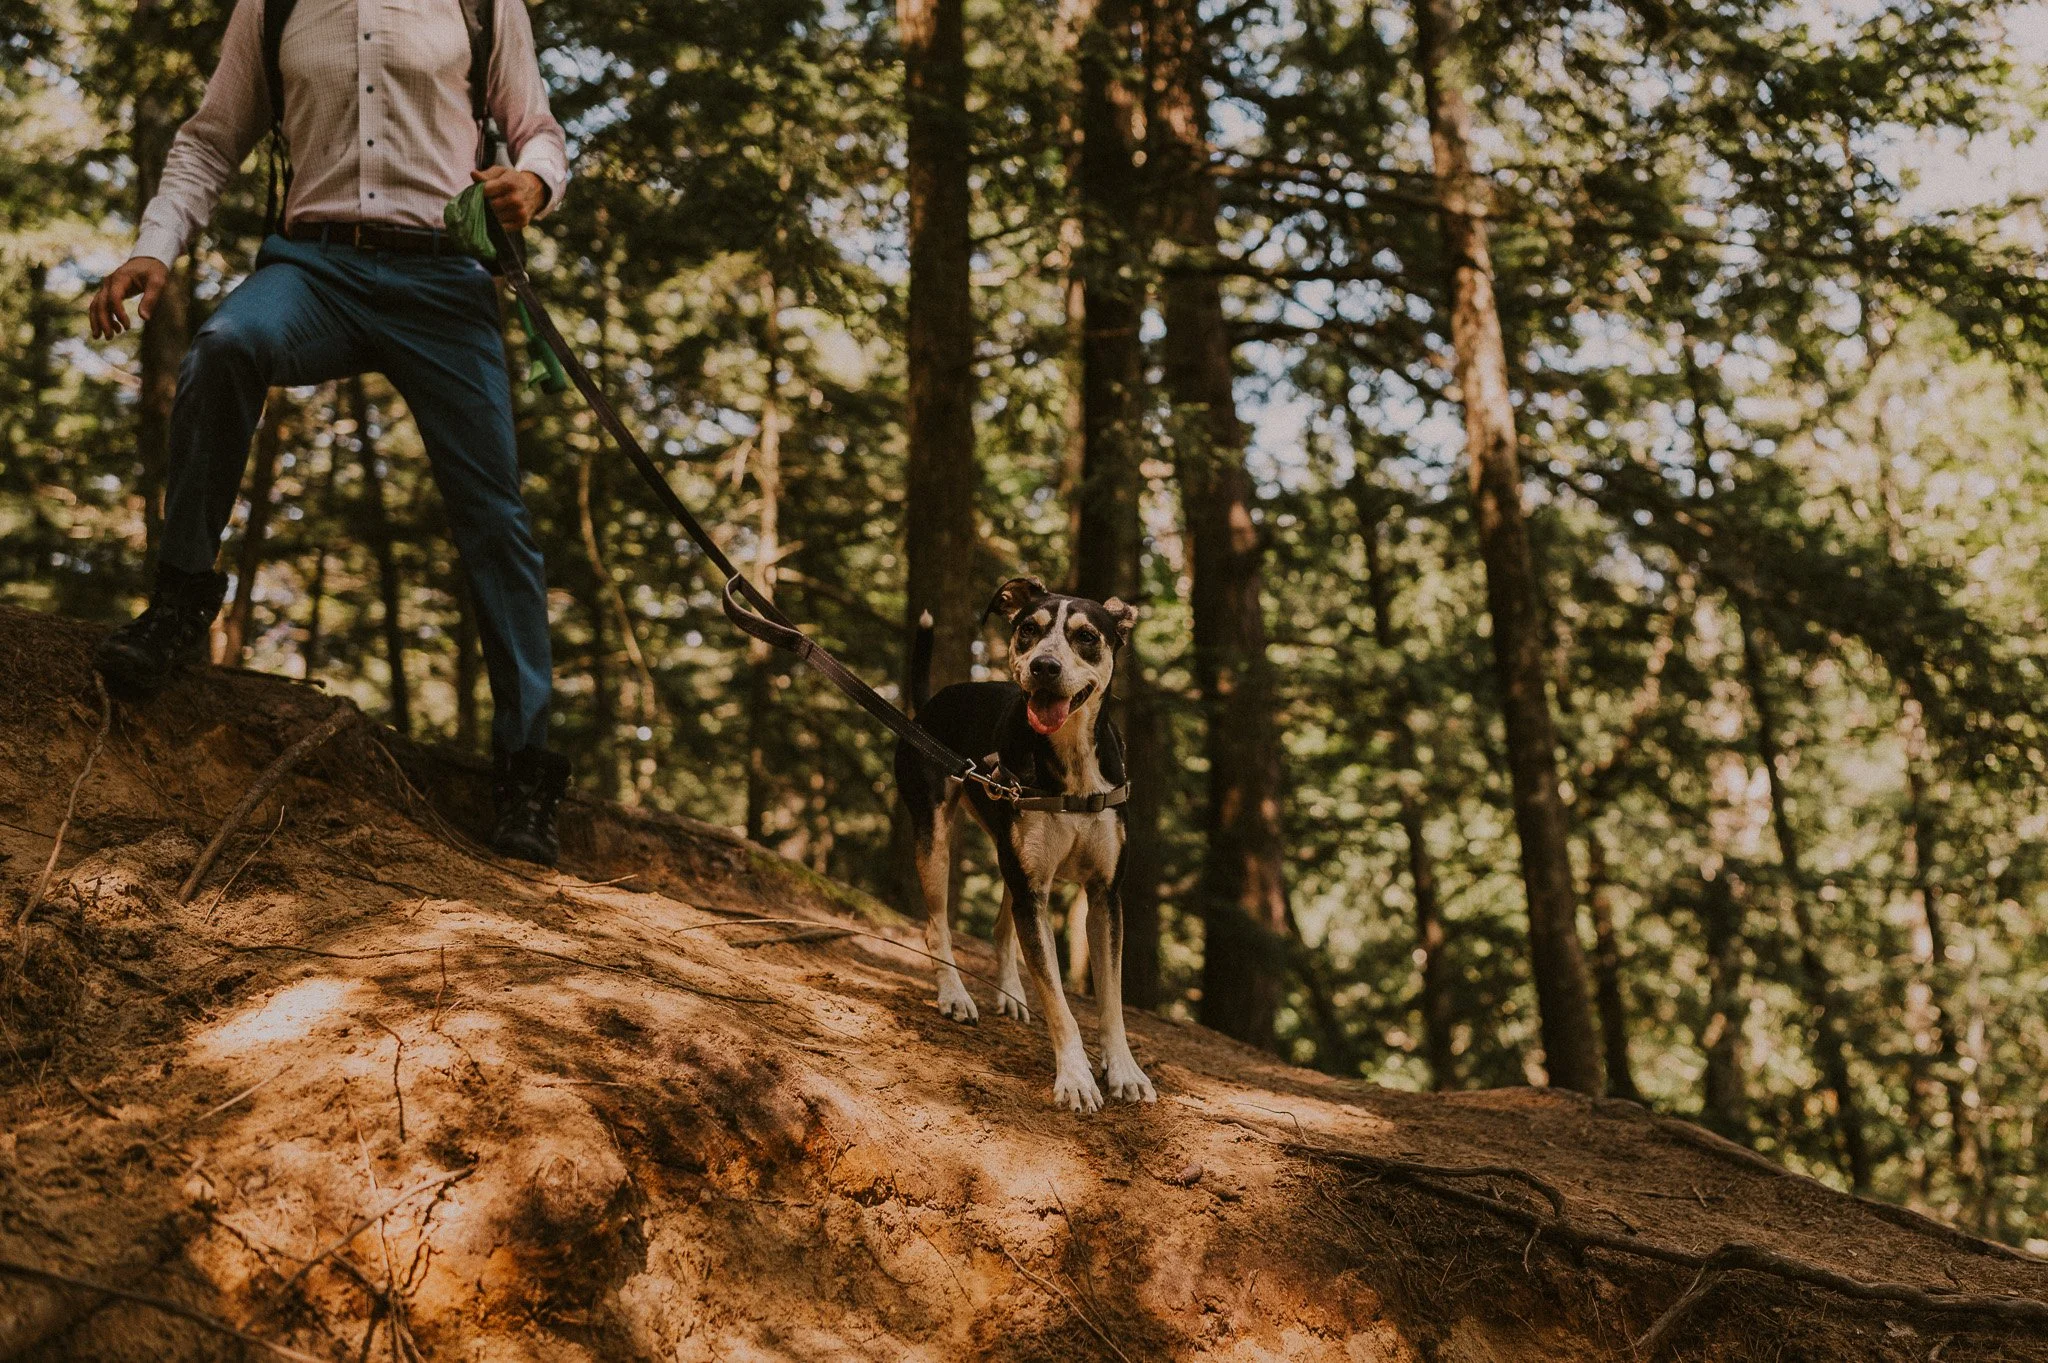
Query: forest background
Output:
[[4, 0, 2048, 1249]]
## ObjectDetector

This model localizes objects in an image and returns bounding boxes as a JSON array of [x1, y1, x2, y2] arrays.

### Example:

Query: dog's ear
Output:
[[981, 576, 1049, 629], [1101, 597, 1138, 649]]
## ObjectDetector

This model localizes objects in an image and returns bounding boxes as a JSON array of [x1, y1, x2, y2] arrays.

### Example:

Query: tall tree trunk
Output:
[[1739, 614, 1873, 1190], [1412, 0, 1602, 1093], [220, 393, 289, 663], [1354, 485, 1455, 1088], [1063, 0, 1163, 1010], [349, 378, 410, 735], [746, 272, 787, 845], [131, 37, 194, 575], [1151, 0, 1293, 1049], [1698, 870, 1752, 1141], [301, 419, 338, 677], [1876, 425, 1981, 1210], [453, 580, 482, 752], [1898, 689, 1980, 1208], [899, 0, 980, 692], [1583, 829, 1643, 1103]]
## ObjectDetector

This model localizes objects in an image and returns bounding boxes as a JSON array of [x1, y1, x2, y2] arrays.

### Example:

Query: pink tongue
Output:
[[1026, 695, 1072, 735]]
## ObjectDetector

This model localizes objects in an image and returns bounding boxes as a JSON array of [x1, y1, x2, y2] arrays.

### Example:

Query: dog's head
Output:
[[983, 577, 1137, 737]]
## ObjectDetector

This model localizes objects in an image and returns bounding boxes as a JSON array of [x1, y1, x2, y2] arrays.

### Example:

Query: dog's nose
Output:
[[1029, 655, 1062, 682]]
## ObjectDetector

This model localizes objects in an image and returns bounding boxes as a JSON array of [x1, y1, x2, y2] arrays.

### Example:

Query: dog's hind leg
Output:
[[913, 785, 977, 1023], [1086, 873, 1155, 1103], [992, 889, 1030, 1022]]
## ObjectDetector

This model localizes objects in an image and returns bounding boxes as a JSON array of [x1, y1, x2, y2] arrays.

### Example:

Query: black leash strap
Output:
[[479, 212, 1024, 803]]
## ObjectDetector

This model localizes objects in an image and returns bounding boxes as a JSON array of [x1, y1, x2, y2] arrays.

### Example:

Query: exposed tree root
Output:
[[1299, 1146, 2048, 1334]]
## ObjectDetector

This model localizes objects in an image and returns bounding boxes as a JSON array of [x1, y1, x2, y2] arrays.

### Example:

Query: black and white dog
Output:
[[894, 577, 1156, 1112]]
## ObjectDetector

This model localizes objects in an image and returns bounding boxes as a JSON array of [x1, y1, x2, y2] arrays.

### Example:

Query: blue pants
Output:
[[161, 234, 552, 754]]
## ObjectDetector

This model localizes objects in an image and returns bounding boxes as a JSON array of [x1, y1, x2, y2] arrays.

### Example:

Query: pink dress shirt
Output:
[[134, 0, 569, 265]]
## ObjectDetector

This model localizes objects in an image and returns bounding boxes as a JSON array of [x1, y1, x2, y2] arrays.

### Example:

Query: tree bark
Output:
[[348, 378, 410, 735], [899, 0, 981, 693], [1151, 0, 1293, 1049], [1698, 870, 1752, 1141], [1739, 614, 1873, 1190], [1897, 689, 1980, 1206], [130, 25, 194, 574], [453, 580, 481, 753], [1412, 0, 1602, 1093], [301, 419, 339, 677], [1062, 0, 1163, 1010], [1583, 829, 1643, 1103], [1354, 486, 1455, 1088], [746, 272, 788, 846], [220, 393, 289, 663]]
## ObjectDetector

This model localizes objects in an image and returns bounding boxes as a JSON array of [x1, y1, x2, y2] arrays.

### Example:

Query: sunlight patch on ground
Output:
[[192, 975, 364, 1061]]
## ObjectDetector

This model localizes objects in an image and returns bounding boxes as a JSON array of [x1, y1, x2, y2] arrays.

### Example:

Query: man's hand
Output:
[[472, 167, 547, 233], [89, 257, 170, 340]]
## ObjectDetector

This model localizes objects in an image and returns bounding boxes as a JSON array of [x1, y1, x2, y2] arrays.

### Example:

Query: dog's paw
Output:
[[1052, 1068, 1104, 1114], [993, 986, 1031, 1023], [936, 983, 980, 1024], [1104, 1056, 1157, 1104]]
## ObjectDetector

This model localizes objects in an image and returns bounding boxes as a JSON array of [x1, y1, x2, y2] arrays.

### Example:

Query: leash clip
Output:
[[966, 758, 1026, 804]]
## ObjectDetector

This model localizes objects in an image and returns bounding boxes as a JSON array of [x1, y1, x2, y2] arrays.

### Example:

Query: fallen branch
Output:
[[205, 799, 288, 918], [0, 1256, 333, 1363], [16, 675, 111, 934], [181, 707, 356, 903], [732, 928, 856, 948]]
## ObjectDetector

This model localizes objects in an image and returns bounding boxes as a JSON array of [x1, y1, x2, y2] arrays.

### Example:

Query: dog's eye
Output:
[[1016, 624, 1039, 643], [1074, 629, 1099, 647]]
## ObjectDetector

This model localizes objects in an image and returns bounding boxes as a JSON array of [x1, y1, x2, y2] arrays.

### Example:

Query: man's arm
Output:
[[485, 0, 569, 219], [93, 0, 269, 338], [136, 0, 270, 265]]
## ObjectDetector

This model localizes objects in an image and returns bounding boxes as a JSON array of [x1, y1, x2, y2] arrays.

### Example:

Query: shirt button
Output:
[[366, 138, 374, 146], [368, 192, 377, 199], [365, 84, 374, 93]]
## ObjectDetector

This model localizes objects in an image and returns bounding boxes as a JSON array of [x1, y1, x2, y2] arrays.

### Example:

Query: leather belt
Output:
[[286, 220, 462, 255]]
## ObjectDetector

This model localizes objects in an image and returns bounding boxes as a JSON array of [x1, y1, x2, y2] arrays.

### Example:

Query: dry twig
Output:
[[261, 1168, 473, 1316], [16, 674, 111, 934], [997, 1243, 1135, 1363], [182, 706, 355, 902]]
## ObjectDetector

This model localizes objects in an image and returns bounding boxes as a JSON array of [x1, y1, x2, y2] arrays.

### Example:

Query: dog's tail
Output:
[[908, 610, 936, 714]]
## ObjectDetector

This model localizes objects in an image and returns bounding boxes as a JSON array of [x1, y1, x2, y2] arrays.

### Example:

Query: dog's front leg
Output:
[[992, 890, 1030, 1022], [913, 792, 977, 1023], [997, 858, 1100, 1112], [1086, 873, 1155, 1103]]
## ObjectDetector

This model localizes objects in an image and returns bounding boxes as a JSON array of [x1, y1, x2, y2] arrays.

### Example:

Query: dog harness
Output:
[[981, 755, 1130, 815]]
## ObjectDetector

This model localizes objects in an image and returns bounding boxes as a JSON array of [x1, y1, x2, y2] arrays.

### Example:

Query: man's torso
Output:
[[277, 0, 486, 229]]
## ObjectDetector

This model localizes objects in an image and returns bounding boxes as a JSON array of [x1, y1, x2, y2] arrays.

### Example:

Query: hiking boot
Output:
[[492, 747, 571, 866], [94, 562, 230, 699]]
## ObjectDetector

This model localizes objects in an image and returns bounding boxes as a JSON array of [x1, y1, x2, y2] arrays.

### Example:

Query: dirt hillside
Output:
[[0, 604, 2042, 1363]]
